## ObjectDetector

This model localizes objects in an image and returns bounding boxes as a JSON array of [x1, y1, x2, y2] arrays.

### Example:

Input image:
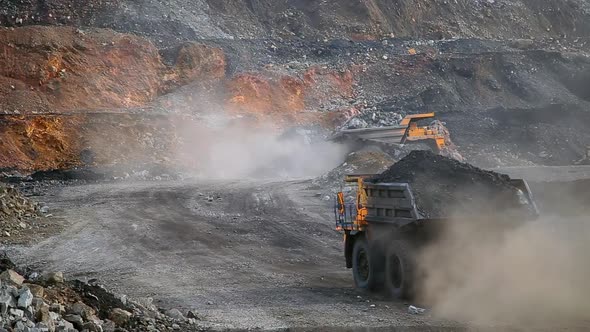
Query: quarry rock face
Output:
[[2, 0, 590, 41], [0, 0, 589, 172], [0, 26, 226, 113]]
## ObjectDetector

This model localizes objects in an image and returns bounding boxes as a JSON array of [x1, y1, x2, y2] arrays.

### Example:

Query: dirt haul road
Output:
[[7, 179, 454, 330]]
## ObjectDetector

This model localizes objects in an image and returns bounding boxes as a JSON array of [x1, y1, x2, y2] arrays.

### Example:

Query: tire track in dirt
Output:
[[8, 179, 454, 330]]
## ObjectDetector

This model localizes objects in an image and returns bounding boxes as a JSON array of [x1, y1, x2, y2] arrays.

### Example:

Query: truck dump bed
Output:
[[331, 113, 447, 151], [363, 179, 538, 227]]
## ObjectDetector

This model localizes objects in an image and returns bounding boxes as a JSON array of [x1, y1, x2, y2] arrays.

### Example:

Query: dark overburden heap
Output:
[[370, 150, 532, 219]]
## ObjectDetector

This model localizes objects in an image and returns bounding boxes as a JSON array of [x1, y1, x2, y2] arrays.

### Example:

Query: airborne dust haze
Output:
[[417, 213, 590, 327], [174, 109, 590, 327], [176, 115, 347, 179]]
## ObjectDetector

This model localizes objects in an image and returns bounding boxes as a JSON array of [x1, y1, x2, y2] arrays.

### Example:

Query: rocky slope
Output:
[[0, 1, 589, 171], [0, 265, 204, 331], [2, 0, 590, 42], [0, 26, 225, 114]]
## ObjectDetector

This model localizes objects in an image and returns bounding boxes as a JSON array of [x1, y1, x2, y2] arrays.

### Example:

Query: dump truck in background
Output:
[[334, 151, 539, 299], [331, 113, 449, 153]]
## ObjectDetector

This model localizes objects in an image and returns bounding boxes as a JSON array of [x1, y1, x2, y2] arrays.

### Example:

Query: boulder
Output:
[[35, 321, 53, 332], [24, 306, 35, 320], [134, 297, 156, 311], [55, 320, 74, 332], [10, 307, 24, 318], [67, 301, 96, 320], [24, 284, 44, 298], [8, 285, 19, 297], [0, 289, 16, 314], [63, 314, 83, 329], [186, 310, 201, 320], [0, 269, 24, 286], [49, 311, 60, 321], [109, 308, 132, 326], [31, 297, 45, 311], [44, 272, 64, 285], [14, 321, 25, 331], [18, 288, 33, 308], [82, 321, 101, 332], [49, 303, 65, 314], [101, 319, 116, 332], [165, 308, 185, 320], [35, 304, 52, 325]]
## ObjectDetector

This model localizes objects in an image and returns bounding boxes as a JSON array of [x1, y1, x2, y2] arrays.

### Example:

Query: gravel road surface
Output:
[[8, 179, 455, 330]]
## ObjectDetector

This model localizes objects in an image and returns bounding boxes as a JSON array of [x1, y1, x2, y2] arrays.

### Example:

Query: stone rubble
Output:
[[341, 110, 405, 129], [0, 184, 51, 242], [0, 264, 207, 332], [0, 184, 38, 220]]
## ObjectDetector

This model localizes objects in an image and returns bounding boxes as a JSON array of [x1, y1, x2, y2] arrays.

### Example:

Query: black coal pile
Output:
[[370, 151, 535, 219]]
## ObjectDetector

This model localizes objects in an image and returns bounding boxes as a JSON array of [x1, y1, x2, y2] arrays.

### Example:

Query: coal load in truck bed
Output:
[[370, 150, 532, 219]]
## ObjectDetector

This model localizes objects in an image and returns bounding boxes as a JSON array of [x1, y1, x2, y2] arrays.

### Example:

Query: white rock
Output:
[[408, 305, 426, 315], [10, 308, 24, 318], [17, 288, 33, 309]]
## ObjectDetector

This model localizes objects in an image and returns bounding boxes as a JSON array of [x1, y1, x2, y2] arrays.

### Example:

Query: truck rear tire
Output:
[[352, 237, 380, 290], [384, 239, 415, 300]]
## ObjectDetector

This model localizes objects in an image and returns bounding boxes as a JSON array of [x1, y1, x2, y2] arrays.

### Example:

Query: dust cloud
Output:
[[176, 117, 347, 179], [417, 215, 590, 326]]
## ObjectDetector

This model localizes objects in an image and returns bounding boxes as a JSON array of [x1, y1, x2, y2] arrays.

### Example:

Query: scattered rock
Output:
[[17, 288, 33, 308], [82, 320, 102, 331], [101, 319, 116, 331], [44, 272, 64, 284], [0, 290, 16, 313], [341, 110, 404, 129], [186, 310, 200, 320], [63, 313, 84, 327], [166, 308, 184, 320], [31, 297, 44, 311], [24, 284, 43, 298], [35, 304, 51, 325], [67, 301, 95, 320], [408, 305, 426, 315], [55, 319, 75, 331], [0, 270, 24, 286], [109, 308, 131, 326], [49, 303, 64, 314], [9, 307, 24, 318]]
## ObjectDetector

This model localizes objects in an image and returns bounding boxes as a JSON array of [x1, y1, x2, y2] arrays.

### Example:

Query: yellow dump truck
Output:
[[335, 174, 538, 299]]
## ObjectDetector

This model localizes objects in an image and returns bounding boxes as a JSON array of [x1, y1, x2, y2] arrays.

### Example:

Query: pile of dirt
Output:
[[370, 150, 535, 219], [0, 261, 205, 332]]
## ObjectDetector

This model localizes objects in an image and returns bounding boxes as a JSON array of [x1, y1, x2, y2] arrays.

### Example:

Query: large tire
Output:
[[352, 237, 381, 291], [384, 239, 415, 300]]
